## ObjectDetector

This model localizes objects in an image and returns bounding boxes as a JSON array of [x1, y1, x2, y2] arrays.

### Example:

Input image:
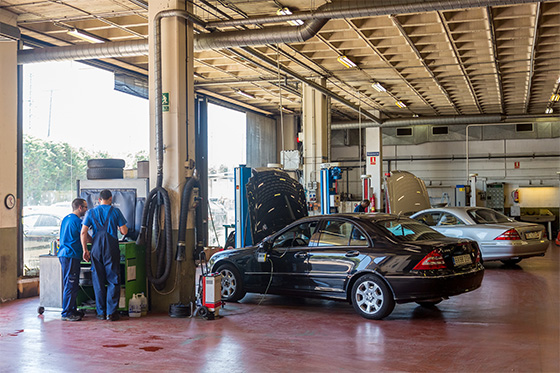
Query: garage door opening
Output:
[[22, 61, 149, 272], [207, 103, 246, 247]]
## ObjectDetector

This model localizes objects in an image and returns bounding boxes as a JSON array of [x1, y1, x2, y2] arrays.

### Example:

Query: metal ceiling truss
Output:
[[6, 0, 560, 122]]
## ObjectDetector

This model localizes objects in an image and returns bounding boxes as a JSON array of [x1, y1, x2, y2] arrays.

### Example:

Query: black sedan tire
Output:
[[216, 264, 246, 302], [351, 275, 395, 320]]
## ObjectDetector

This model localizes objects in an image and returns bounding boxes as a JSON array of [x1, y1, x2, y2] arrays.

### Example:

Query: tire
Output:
[[216, 264, 246, 302], [86, 167, 124, 180], [87, 158, 125, 169], [351, 275, 395, 320], [416, 300, 443, 308], [198, 306, 208, 319], [501, 258, 522, 266]]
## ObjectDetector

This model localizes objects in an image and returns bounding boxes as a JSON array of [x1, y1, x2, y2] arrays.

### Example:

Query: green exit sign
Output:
[[162, 92, 169, 112]]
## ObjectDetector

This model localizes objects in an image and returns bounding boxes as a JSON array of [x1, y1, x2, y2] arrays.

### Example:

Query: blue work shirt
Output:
[[82, 204, 127, 239], [354, 204, 366, 213], [58, 213, 83, 260]]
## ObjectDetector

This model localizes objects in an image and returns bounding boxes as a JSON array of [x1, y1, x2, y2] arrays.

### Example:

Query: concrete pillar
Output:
[[0, 9, 19, 301], [148, 1, 195, 311], [365, 127, 383, 211], [302, 79, 329, 212]]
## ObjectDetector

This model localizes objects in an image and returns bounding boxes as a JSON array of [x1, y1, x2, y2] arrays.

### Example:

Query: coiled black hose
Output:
[[137, 185, 173, 287], [176, 177, 200, 261]]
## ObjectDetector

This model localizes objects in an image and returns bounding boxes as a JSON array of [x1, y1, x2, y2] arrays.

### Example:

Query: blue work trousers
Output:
[[59, 256, 81, 317], [91, 250, 120, 316]]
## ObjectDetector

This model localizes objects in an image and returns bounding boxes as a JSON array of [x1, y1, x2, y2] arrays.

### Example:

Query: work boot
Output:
[[61, 314, 82, 322], [107, 313, 120, 321], [96, 313, 106, 320]]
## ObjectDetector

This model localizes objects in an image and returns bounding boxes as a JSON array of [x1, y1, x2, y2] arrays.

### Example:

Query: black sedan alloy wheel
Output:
[[351, 275, 395, 320], [216, 264, 246, 302]]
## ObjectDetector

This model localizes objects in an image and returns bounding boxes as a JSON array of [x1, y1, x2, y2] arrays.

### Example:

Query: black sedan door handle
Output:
[[294, 251, 308, 259], [345, 250, 360, 257]]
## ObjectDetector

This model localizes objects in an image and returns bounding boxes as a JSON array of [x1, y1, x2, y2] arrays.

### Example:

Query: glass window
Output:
[[416, 212, 441, 226], [350, 227, 368, 246], [317, 220, 358, 246], [379, 219, 445, 242], [467, 208, 511, 224], [438, 213, 464, 226], [272, 221, 317, 249]]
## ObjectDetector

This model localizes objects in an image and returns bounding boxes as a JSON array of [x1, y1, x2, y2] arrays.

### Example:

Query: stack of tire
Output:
[[86, 158, 125, 180], [246, 168, 308, 243]]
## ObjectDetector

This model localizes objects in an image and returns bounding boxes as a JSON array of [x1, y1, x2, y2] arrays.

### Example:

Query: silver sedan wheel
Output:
[[220, 268, 237, 298], [355, 280, 384, 315]]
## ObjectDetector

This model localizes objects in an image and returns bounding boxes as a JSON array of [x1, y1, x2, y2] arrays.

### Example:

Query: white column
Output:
[[148, 1, 195, 310], [302, 79, 329, 212], [0, 9, 19, 301], [365, 127, 383, 211]]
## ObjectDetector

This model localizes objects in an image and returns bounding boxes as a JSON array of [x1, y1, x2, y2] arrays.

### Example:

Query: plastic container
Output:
[[128, 294, 141, 318], [139, 292, 148, 316]]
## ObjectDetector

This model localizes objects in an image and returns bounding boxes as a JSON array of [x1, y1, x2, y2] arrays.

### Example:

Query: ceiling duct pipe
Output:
[[17, 39, 149, 64], [331, 114, 560, 130], [17, 17, 327, 63], [208, 0, 549, 28], [194, 18, 328, 52]]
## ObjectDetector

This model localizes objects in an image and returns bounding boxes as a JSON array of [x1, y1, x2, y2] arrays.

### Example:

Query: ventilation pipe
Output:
[[208, 0, 548, 28], [16, 18, 327, 64], [17, 39, 149, 64], [331, 114, 560, 130], [193, 18, 327, 51]]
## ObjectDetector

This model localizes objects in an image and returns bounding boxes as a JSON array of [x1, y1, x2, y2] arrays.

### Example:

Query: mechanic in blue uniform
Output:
[[354, 199, 370, 213], [80, 189, 128, 321], [58, 198, 88, 321]]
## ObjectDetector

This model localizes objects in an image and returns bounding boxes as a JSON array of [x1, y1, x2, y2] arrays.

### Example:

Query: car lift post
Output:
[[234, 165, 252, 248]]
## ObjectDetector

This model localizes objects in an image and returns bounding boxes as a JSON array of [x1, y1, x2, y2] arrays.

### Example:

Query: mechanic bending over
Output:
[[80, 189, 127, 321]]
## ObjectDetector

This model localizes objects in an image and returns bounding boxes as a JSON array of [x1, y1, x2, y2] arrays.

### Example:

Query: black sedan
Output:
[[209, 213, 484, 320]]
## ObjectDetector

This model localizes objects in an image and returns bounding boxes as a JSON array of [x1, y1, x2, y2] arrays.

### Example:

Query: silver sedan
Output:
[[411, 207, 549, 265]]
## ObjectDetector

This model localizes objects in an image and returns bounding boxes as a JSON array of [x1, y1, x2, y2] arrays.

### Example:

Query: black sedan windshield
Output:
[[374, 218, 445, 241], [468, 208, 512, 224]]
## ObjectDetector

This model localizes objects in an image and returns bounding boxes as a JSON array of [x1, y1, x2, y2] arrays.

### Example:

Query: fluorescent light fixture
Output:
[[68, 28, 104, 43], [235, 90, 255, 99], [277, 7, 303, 26], [372, 82, 386, 92], [277, 7, 292, 16], [545, 107, 553, 114], [395, 100, 407, 108], [287, 19, 304, 26], [281, 106, 294, 114], [550, 93, 560, 102], [337, 55, 357, 69]]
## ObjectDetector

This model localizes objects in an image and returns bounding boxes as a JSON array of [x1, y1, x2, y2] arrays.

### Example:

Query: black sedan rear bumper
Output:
[[386, 266, 485, 303]]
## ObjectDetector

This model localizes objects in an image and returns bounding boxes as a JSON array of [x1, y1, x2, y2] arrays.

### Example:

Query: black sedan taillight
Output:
[[413, 250, 447, 270]]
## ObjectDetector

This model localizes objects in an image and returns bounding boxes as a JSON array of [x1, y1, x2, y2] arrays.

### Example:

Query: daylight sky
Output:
[[23, 61, 246, 170]]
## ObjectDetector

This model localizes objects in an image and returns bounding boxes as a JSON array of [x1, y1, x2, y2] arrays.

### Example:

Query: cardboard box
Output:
[[18, 277, 40, 298]]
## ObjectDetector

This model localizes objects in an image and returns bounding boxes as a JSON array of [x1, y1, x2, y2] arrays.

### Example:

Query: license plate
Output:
[[525, 231, 541, 240], [453, 254, 472, 266]]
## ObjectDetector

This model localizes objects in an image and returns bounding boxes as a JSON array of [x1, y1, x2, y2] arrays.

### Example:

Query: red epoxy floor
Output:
[[1, 244, 558, 373]]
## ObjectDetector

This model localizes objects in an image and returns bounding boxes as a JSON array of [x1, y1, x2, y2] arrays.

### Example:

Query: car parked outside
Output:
[[23, 213, 63, 241], [411, 207, 549, 265], [209, 213, 484, 320]]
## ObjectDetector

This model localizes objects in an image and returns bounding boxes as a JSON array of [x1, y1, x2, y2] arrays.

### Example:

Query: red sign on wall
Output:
[[370, 156, 376, 165], [514, 162, 520, 169]]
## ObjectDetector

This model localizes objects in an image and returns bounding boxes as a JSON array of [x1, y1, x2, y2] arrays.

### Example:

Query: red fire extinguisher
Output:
[[370, 194, 376, 212], [512, 189, 520, 204]]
